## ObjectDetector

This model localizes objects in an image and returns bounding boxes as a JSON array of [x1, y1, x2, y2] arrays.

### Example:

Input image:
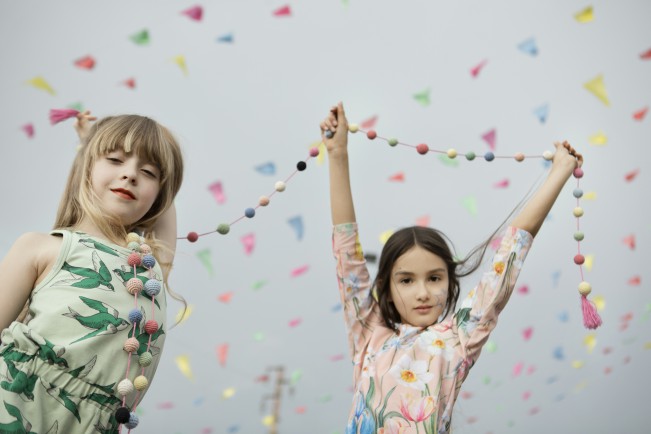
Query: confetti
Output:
[[584, 74, 610, 106]]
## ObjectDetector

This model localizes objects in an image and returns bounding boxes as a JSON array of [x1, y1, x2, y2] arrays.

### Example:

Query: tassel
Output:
[[581, 295, 602, 329], [49, 108, 80, 125]]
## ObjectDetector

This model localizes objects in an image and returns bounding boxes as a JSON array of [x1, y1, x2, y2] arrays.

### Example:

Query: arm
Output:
[[73, 110, 97, 145], [321, 102, 356, 225], [511, 141, 583, 237], [152, 202, 177, 273]]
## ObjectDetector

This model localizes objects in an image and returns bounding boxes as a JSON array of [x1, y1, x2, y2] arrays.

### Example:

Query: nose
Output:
[[416, 281, 430, 301], [121, 161, 138, 184]]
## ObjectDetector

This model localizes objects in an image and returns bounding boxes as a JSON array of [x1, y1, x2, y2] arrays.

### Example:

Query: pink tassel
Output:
[[581, 295, 602, 329], [49, 108, 80, 125]]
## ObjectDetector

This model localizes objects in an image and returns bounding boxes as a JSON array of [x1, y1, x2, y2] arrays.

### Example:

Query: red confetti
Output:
[[74, 55, 96, 70], [329, 354, 344, 362], [467, 416, 478, 424], [624, 168, 639, 182], [622, 234, 636, 250], [627, 275, 641, 286], [621, 312, 633, 323], [470, 59, 488, 78], [623, 356, 631, 364], [460, 391, 473, 399], [415, 215, 430, 227], [273, 5, 291, 16], [517, 285, 529, 295], [522, 391, 532, 400], [602, 347, 613, 355], [388, 172, 405, 182], [360, 115, 378, 130], [122, 78, 136, 89], [295, 406, 307, 414], [493, 178, 509, 188], [529, 407, 540, 416], [217, 343, 228, 367], [640, 48, 651, 60], [633, 106, 648, 121], [255, 375, 269, 383], [181, 5, 203, 21], [157, 401, 175, 409], [218, 291, 234, 303]]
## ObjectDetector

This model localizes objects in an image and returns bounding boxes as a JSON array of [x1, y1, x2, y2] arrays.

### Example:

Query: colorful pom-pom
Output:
[[573, 188, 583, 198], [127, 252, 141, 266], [296, 161, 307, 171], [144, 279, 161, 296], [388, 138, 398, 146], [142, 254, 156, 269], [217, 223, 230, 235], [446, 149, 457, 159], [244, 208, 256, 218], [128, 308, 143, 324], [123, 337, 140, 353], [117, 379, 134, 396], [514, 152, 525, 162], [126, 233, 141, 244], [127, 241, 141, 251], [126, 278, 143, 295], [187, 232, 199, 243], [259, 196, 270, 206], [139, 351, 153, 367], [115, 407, 130, 423], [465, 152, 476, 161], [134, 375, 149, 391], [416, 144, 429, 155], [573, 167, 584, 178], [484, 151, 495, 162], [125, 413, 139, 429], [309, 147, 319, 157], [574, 254, 585, 265], [543, 150, 553, 160], [324, 130, 334, 139], [578, 281, 592, 295], [348, 123, 359, 133], [275, 181, 286, 192], [574, 232, 585, 241], [144, 320, 159, 335], [573, 207, 584, 218], [139, 243, 152, 254], [367, 130, 377, 140]]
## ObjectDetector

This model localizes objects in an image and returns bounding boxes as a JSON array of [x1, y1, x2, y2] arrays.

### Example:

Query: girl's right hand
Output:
[[74, 110, 97, 144], [320, 102, 349, 156]]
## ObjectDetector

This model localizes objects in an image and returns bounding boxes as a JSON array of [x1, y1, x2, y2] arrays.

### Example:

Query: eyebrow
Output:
[[393, 268, 446, 277]]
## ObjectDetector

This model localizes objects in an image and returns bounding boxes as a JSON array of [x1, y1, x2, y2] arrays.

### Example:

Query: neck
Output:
[[74, 217, 127, 246]]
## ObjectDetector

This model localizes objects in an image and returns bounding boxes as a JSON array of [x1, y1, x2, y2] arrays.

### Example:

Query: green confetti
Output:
[[68, 102, 84, 112], [485, 341, 497, 353], [252, 280, 267, 290], [130, 29, 150, 45], [196, 249, 213, 277], [253, 332, 265, 342], [483, 375, 491, 385], [413, 88, 430, 107], [438, 154, 460, 168], [461, 196, 478, 216], [290, 369, 302, 385]]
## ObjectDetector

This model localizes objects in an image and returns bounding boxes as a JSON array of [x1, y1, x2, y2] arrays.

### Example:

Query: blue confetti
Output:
[[518, 37, 539, 56], [255, 162, 276, 176]]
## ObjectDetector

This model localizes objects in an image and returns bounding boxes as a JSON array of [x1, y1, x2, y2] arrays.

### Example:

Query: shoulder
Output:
[[12, 231, 63, 268]]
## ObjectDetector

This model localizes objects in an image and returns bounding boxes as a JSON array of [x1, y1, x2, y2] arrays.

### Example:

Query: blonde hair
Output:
[[54, 115, 185, 309]]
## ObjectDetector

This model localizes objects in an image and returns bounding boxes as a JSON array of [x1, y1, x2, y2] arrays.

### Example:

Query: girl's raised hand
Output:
[[74, 110, 98, 144], [552, 140, 583, 175], [320, 102, 349, 156]]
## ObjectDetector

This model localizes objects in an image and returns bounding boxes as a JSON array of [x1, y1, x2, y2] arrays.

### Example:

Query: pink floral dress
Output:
[[333, 223, 533, 434]]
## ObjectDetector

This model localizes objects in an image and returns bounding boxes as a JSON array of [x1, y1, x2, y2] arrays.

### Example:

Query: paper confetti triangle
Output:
[[557, 310, 569, 322], [470, 59, 488, 78], [157, 401, 174, 409], [484, 341, 497, 353], [517, 284, 529, 295], [622, 234, 636, 250], [588, 130, 607, 146], [290, 264, 309, 277], [624, 168, 639, 182], [583, 75, 610, 106], [175, 355, 194, 380], [574, 6, 594, 23], [533, 103, 549, 123], [173, 55, 188, 76], [218, 291, 234, 303], [379, 229, 394, 245], [413, 88, 431, 106], [122, 78, 136, 89], [553, 346, 565, 360], [571, 360, 584, 369], [438, 154, 459, 167], [388, 172, 405, 182], [253, 332, 265, 341], [26, 76, 55, 95], [512, 362, 524, 377], [593, 295, 605, 311], [522, 327, 533, 341], [255, 161, 276, 176], [584, 254, 594, 271], [176, 305, 193, 323], [74, 55, 96, 70], [222, 388, 236, 399], [21, 123, 34, 138], [288, 317, 302, 328], [208, 181, 226, 204], [273, 5, 291, 16], [182, 5, 203, 21], [640, 48, 651, 60], [461, 196, 478, 216], [217, 33, 234, 43], [360, 115, 378, 130], [196, 249, 213, 276], [584, 334, 597, 353], [217, 343, 229, 366], [517, 37, 538, 56], [262, 415, 275, 426], [295, 406, 307, 414], [241, 233, 255, 255], [493, 178, 509, 188], [329, 353, 344, 362], [290, 369, 302, 385], [287, 215, 304, 240], [130, 29, 150, 45], [627, 275, 641, 285], [482, 129, 497, 149], [552, 270, 561, 287], [415, 215, 430, 227], [633, 106, 648, 121], [583, 191, 597, 200]]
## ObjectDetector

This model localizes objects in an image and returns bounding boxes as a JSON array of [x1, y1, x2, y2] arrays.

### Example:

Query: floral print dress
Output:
[[333, 223, 533, 434]]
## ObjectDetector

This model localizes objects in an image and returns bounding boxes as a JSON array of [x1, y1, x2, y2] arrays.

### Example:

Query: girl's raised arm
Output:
[[511, 141, 583, 237], [322, 102, 357, 226]]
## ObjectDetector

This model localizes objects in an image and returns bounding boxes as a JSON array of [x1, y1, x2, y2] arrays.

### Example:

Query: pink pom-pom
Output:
[[127, 252, 142, 266], [573, 167, 584, 179], [49, 108, 80, 125], [581, 295, 602, 329], [309, 147, 319, 157], [145, 320, 159, 335], [416, 143, 429, 155], [126, 278, 143, 295], [123, 337, 140, 353], [367, 130, 377, 140]]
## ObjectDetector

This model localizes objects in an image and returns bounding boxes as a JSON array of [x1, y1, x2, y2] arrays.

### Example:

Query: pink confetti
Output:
[[467, 416, 478, 424], [290, 264, 309, 277], [470, 59, 488, 78], [512, 361, 524, 377], [122, 77, 136, 89], [74, 55, 96, 70], [522, 327, 533, 341], [157, 401, 175, 409], [288, 317, 302, 328], [529, 407, 540, 416], [241, 233, 255, 255], [360, 115, 378, 130], [273, 5, 291, 16], [517, 285, 529, 295], [460, 391, 473, 399], [526, 365, 536, 375], [622, 234, 636, 250], [295, 406, 307, 414], [481, 128, 496, 150], [493, 178, 509, 188], [604, 366, 612, 375], [602, 347, 613, 355], [522, 391, 532, 400], [415, 215, 430, 227], [208, 181, 226, 204], [624, 169, 639, 182], [388, 172, 405, 182], [329, 354, 344, 362], [627, 275, 641, 285], [623, 356, 631, 364], [641, 48, 651, 59], [201, 429, 213, 434], [181, 5, 203, 21], [218, 292, 234, 303], [21, 123, 34, 138], [217, 343, 228, 367], [621, 312, 633, 323]]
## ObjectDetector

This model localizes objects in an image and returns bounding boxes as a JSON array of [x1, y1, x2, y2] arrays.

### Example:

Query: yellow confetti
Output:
[[574, 6, 593, 23], [311, 141, 326, 165], [588, 131, 607, 146], [584, 75, 610, 106], [26, 76, 55, 95], [262, 415, 275, 426], [583, 191, 597, 200], [592, 295, 605, 312], [584, 254, 594, 272], [222, 387, 236, 399], [175, 305, 193, 324], [571, 360, 584, 369], [644, 342, 651, 350], [573, 380, 588, 393], [175, 354, 194, 381], [583, 334, 597, 353], [379, 230, 394, 245], [172, 55, 188, 76]]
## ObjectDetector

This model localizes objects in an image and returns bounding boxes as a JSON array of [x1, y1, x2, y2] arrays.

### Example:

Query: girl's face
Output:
[[91, 150, 161, 226], [389, 245, 449, 328]]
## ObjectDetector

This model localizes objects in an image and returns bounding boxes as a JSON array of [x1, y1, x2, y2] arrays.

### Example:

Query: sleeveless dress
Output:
[[0, 230, 167, 433]]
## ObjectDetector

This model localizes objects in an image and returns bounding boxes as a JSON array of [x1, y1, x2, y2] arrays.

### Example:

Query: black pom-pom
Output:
[[296, 161, 307, 171], [115, 407, 130, 423]]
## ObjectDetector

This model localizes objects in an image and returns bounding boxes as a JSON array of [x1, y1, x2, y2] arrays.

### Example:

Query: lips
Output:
[[111, 188, 136, 200], [414, 306, 433, 313]]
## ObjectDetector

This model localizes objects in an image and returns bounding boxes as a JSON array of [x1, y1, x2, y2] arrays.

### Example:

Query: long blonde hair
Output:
[[54, 115, 185, 306]]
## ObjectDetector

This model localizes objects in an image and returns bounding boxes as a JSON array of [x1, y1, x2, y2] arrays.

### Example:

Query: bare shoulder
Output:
[[11, 232, 63, 283]]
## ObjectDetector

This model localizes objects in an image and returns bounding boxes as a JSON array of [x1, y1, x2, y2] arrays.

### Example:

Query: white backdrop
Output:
[[1, 1, 650, 433]]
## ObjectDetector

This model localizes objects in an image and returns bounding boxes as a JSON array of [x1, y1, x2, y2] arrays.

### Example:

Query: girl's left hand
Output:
[[553, 140, 583, 173], [74, 110, 97, 144]]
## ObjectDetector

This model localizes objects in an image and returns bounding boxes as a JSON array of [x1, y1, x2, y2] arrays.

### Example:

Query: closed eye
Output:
[[107, 157, 122, 163], [142, 168, 158, 178]]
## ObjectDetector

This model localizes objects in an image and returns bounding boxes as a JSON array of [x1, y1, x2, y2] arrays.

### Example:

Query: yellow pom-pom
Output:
[[348, 123, 359, 133], [573, 207, 584, 218], [134, 375, 149, 391], [578, 281, 592, 295], [447, 148, 457, 159], [126, 232, 141, 244]]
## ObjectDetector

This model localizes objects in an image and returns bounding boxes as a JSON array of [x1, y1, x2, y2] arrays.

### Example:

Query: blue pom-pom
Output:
[[484, 151, 495, 162], [125, 413, 139, 429], [142, 254, 156, 269], [324, 130, 334, 139], [244, 207, 256, 218], [144, 279, 161, 296], [573, 188, 583, 198], [128, 308, 143, 324]]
